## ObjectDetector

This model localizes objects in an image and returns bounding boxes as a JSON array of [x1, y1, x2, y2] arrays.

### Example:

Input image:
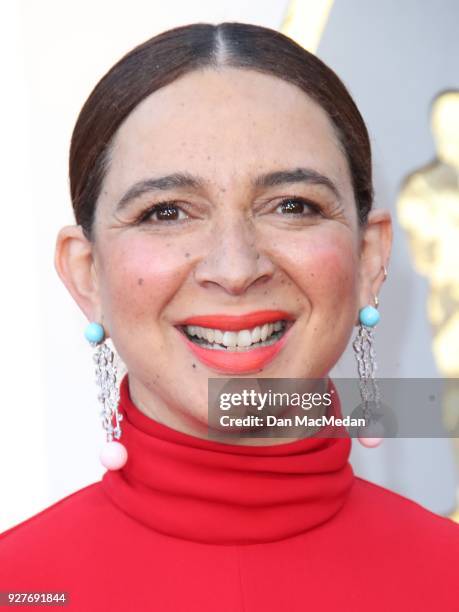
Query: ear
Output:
[[54, 225, 101, 322], [357, 208, 392, 323]]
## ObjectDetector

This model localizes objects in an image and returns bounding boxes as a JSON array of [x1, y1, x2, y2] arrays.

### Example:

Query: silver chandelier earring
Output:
[[84, 321, 128, 470], [352, 265, 388, 448]]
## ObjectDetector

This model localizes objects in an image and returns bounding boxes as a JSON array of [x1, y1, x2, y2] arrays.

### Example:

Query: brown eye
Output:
[[138, 202, 189, 224], [154, 204, 182, 221], [275, 197, 321, 216]]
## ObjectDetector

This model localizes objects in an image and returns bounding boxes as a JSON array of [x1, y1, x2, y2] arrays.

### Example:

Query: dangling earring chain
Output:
[[353, 296, 381, 411], [93, 341, 123, 443], [352, 264, 388, 448], [84, 321, 128, 470]]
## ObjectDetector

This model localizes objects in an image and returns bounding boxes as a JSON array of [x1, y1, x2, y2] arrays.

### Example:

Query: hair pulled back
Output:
[[70, 22, 373, 241]]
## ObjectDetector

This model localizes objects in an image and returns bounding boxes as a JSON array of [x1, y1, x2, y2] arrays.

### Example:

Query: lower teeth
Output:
[[186, 329, 285, 351]]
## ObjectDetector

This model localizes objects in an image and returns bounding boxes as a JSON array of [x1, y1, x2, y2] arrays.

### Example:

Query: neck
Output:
[[101, 372, 355, 545], [127, 374, 330, 446]]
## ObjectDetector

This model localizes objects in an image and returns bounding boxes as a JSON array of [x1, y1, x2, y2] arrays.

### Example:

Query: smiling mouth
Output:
[[178, 319, 293, 352]]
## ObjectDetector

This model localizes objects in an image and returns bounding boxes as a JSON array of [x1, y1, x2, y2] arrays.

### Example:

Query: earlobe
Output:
[[54, 225, 101, 321], [357, 209, 392, 316]]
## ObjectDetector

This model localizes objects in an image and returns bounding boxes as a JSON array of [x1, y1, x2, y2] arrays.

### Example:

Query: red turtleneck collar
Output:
[[102, 373, 354, 545]]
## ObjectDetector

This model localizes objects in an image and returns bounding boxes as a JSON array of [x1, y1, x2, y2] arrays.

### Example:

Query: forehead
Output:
[[106, 67, 351, 197]]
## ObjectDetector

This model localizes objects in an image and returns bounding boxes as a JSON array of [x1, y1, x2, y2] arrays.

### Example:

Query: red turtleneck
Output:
[[1, 373, 458, 611]]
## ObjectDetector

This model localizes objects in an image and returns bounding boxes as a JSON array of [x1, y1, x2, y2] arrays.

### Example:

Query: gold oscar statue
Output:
[[281, 0, 334, 53], [397, 90, 459, 521]]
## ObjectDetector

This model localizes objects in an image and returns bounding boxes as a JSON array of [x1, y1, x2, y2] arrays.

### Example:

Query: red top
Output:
[[1, 373, 458, 611]]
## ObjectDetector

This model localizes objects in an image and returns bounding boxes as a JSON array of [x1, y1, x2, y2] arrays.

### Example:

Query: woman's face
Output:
[[58, 67, 390, 434]]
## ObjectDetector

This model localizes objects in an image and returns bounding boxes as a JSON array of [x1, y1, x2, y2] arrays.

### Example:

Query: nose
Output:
[[193, 216, 275, 295]]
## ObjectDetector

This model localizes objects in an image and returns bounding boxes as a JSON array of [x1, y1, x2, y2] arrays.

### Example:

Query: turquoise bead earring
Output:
[[84, 322, 105, 344], [84, 321, 128, 470], [353, 269, 387, 448], [358, 304, 380, 328]]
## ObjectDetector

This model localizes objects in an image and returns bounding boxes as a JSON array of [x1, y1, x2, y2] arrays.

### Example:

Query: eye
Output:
[[136, 201, 189, 224], [274, 197, 322, 217]]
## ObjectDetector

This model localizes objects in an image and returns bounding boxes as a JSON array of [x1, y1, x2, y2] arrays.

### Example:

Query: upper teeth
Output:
[[184, 321, 285, 347]]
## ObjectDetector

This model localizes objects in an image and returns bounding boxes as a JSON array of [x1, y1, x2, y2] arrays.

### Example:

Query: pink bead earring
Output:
[[84, 322, 128, 470]]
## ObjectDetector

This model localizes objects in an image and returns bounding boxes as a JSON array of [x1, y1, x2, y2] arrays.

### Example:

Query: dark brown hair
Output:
[[70, 22, 373, 241]]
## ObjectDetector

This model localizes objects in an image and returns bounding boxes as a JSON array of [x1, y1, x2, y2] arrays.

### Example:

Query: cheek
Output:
[[99, 237, 189, 321], [310, 243, 356, 302], [275, 229, 358, 310]]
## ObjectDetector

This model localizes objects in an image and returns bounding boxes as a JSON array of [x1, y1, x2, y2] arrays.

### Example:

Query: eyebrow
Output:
[[115, 167, 341, 212]]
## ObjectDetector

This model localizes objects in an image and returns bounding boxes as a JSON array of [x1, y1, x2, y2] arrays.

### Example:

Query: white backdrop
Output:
[[1, 0, 457, 532]]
